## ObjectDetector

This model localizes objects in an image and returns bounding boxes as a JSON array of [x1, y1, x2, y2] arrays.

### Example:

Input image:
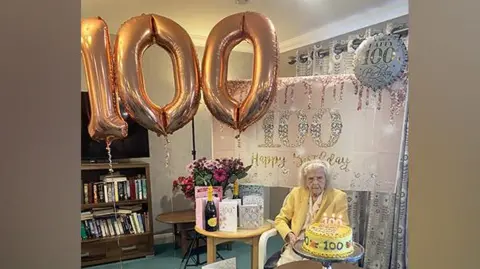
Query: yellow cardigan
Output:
[[274, 187, 350, 240]]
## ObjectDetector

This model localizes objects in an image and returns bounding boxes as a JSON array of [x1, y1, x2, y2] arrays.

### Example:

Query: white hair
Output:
[[298, 160, 331, 189]]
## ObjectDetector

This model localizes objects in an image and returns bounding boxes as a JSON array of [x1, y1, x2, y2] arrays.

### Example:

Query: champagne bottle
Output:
[[232, 180, 240, 227], [232, 180, 240, 199], [204, 186, 218, 231]]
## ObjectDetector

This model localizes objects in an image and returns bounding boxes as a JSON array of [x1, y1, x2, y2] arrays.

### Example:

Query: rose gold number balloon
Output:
[[81, 17, 128, 141], [202, 12, 279, 132], [115, 14, 201, 136]]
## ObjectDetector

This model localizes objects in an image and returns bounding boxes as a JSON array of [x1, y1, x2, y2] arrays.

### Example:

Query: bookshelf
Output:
[[81, 161, 154, 267]]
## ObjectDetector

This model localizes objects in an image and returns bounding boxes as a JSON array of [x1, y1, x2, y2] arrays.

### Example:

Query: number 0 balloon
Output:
[[202, 12, 279, 132], [115, 14, 201, 136]]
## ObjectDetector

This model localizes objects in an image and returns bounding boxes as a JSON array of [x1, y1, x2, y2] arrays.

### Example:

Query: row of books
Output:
[[81, 207, 149, 240], [82, 204, 142, 217], [82, 178, 147, 204]]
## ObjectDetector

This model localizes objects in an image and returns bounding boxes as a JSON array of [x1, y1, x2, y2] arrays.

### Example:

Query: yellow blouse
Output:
[[274, 187, 350, 240]]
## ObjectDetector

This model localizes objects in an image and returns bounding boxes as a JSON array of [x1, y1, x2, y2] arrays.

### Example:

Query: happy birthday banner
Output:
[[212, 75, 407, 193]]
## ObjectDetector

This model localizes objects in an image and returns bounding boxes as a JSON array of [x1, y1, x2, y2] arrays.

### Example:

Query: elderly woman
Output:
[[274, 160, 349, 266]]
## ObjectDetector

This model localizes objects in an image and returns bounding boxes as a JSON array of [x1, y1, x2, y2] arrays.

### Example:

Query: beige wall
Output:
[[408, 0, 480, 267], [81, 45, 253, 234]]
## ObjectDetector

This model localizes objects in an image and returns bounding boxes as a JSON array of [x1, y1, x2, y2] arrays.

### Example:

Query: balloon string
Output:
[[219, 121, 224, 133], [163, 136, 176, 258], [164, 136, 170, 168], [106, 141, 123, 269], [236, 132, 241, 158], [106, 142, 114, 174]]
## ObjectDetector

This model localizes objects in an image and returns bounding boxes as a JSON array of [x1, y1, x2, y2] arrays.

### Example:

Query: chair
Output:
[[259, 225, 281, 269], [258, 190, 292, 269]]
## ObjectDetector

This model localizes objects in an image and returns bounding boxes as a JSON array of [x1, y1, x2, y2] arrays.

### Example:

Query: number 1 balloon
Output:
[[81, 17, 128, 142]]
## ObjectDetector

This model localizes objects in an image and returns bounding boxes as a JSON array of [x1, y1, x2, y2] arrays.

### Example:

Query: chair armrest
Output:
[[258, 227, 278, 269]]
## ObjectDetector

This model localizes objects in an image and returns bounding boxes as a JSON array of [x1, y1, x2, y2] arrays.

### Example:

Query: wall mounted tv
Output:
[[81, 92, 150, 162]]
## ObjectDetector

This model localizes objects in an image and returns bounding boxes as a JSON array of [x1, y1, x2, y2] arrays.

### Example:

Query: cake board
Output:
[[292, 240, 364, 269]]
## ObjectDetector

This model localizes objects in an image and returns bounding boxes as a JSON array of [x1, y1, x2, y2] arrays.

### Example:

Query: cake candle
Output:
[[321, 213, 328, 225], [336, 215, 343, 225], [328, 213, 336, 225]]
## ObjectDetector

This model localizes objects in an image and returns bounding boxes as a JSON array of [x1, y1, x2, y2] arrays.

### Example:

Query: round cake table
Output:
[[292, 240, 364, 269]]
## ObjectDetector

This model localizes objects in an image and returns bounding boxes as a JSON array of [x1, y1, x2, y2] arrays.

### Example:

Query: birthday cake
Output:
[[302, 215, 354, 258]]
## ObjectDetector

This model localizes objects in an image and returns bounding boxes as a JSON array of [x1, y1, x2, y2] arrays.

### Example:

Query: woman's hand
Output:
[[286, 232, 297, 245]]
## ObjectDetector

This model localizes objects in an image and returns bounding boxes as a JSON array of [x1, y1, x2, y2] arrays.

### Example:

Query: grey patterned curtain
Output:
[[390, 110, 408, 269], [294, 34, 409, 269], [351, 107, 408, 269]]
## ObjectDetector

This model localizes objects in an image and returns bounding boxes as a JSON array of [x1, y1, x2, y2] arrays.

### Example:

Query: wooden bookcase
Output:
[[81, 161, 154, 267]]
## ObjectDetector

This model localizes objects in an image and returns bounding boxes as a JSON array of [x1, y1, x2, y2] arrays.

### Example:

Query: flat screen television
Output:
[[81, 92, 150, 161]]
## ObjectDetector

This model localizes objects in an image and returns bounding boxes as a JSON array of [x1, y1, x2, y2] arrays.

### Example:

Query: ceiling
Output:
[[81, 0, 408, 52]]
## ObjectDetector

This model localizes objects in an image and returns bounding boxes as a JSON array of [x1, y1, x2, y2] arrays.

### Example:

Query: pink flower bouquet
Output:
[[173, 157, 251, 200]]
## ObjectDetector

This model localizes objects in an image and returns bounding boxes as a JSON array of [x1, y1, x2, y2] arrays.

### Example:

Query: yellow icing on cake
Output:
[[302, 222, 354, 258]]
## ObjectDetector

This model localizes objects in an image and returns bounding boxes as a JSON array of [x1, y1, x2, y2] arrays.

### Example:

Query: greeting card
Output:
[[223, 198, 241, 206], [239, 204, 262, 229], [239, 184, 264, 198], [223, 198, 241, 227], [242, 195, 264, 217], [219, 200, 238, 232]]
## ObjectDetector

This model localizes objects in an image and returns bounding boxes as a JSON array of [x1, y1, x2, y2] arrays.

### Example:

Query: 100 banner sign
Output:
[[258, 109, 343, 148]]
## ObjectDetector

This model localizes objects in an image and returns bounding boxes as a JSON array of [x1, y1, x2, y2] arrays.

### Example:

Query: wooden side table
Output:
[[195, 222, 273, 269], [156, 209, 196, 254]]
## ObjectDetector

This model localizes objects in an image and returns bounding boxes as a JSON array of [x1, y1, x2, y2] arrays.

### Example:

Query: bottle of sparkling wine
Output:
[[232, 180, 240, 199], [232, 180, 240, 227], [204, 186, 218, 231]]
